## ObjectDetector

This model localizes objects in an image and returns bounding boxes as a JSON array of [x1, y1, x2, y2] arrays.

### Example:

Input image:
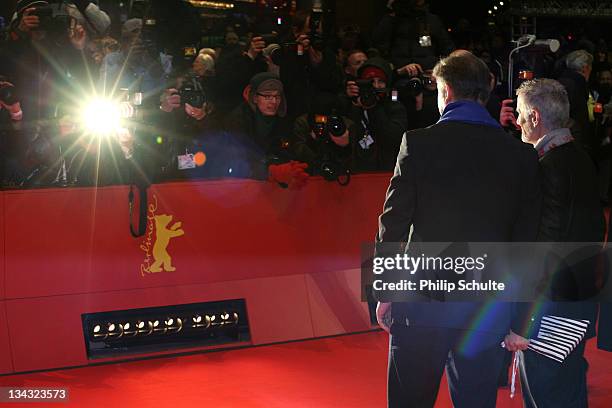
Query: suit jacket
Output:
[[529, 141, 605, 339], [376, 113, 541, 342]]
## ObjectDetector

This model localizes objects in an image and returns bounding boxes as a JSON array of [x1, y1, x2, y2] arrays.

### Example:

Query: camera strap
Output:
[[359, 111, 374, 149], [129, 183, 148, 238]]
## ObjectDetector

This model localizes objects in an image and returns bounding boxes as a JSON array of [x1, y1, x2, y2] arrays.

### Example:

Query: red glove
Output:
[[268, 161, 309, 189]]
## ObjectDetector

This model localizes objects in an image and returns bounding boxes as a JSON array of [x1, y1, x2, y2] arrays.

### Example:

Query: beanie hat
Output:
[[358, 57, 393, 84], [246, 72, 287, 117], [121, 18, 143, 38], [16, 0, 48, 14], [360, 66, 387, 82]]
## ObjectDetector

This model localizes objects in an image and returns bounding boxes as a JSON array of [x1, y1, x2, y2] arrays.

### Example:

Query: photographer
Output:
[[214, 34, 268, 116], [372, 0, 453, 73], [344, 57, 408, 172], [278, 9, 344, 119], [343, 49, 368, 82], [394, 67, 440, 130], [292, 93, 353, 184], [100, 18, 170, 99], [557, 50, 596, 154], [5, 0, 111, 186], [156, 57, 223, 181], [223, 72, 309, 188]]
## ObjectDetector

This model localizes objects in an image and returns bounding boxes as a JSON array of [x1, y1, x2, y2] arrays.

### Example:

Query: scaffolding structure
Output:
[[508, 0, 612, 18]]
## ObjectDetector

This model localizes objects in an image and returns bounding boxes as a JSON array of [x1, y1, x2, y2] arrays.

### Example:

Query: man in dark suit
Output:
[[375, 51, 541, 408], [504, 78, 604, 408]]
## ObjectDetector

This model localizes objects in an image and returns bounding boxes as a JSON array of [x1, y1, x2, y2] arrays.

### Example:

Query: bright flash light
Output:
[[82, 99, 122, 135]]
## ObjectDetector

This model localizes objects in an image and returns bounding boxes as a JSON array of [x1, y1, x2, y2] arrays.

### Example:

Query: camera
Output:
[[31, 5, 73, 43], [312, 114, 347, 142], [319, 160, 350, 185], [259, 33, 278, 45], [397, 74, 434, 97], [261, 39, 299, 64], [309, 8, 324, 51], [0, 80, 17, 106], [179, 75, 206, 107], [356, 79, 382, 108], [310, 113, 351, 185]]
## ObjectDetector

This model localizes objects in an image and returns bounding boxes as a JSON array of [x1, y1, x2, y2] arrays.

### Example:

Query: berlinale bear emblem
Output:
[[140, 195, 185, 275]]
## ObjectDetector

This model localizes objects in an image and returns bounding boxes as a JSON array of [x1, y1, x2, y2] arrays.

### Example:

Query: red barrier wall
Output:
[[0, 174, 390, 373]]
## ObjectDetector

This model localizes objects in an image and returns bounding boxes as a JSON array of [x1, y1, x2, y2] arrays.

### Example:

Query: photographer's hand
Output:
[[247, 36, 266, 60], [415, 93, 423, 112], [397, 63, 422, 77], [500, 99, 519, 129], [296, 34, 310, 51], [346, 81, 363, 107], [18, 8, 39, 33], [331, 129, 350, 147], [160, 88, 180, 113], [69, 24, 87, 50], [185, 103, 205, 120]]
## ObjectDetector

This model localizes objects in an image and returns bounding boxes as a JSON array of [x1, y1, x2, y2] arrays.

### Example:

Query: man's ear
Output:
[[443, 82, 453, 103], [531, 108, 541, 128]]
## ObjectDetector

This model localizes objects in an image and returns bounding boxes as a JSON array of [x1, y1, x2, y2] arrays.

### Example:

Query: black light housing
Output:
[[82, 299, 249, 359]]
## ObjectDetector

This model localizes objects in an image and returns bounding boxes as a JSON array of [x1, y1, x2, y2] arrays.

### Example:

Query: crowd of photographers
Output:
[[1, 0, 612, 196]]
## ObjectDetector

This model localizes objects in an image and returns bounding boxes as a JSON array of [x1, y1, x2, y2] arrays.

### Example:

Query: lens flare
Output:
[[194, 151, 206, 167], [82, 99, 121, 135]]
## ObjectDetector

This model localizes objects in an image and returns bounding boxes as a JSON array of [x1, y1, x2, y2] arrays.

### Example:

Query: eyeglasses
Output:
[[257, 93, 282, 101]]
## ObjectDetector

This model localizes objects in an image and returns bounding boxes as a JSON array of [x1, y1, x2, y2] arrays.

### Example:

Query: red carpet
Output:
[[0, 331, 610, 407]]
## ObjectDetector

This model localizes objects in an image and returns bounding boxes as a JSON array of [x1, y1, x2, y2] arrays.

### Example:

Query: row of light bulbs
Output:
[[92, 312, 240, 341]]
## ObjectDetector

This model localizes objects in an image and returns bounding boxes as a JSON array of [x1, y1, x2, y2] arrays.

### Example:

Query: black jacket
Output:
[[376, 120, 541, 342], [348, 100, 407, 172], [557, 70, 594, 152], [527, 141, 605, 339], [221, 103, 294, 180]]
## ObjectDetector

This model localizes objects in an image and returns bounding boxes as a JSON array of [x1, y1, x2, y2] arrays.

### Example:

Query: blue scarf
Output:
[[437, 100, 501, 128]]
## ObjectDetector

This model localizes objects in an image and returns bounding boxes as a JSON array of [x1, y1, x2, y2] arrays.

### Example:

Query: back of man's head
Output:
[[516, 78, 569, 131], [566, 50, 593, 72], [433, 50, 491, 104]]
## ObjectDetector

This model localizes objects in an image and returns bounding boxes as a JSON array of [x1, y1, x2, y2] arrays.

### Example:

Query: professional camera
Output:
[[356, 79, 384, 108], [260, 33, 279, 45], [0, 80, 17, 106], [259, 34, 299, 63], [309, 7, 324, 51], [398, 74, 434, 97], [319, 160, 350, 185], [310, 113, 351, 185], [312, 114, 347, 142], [31, 5, 73, 44], [179, 75, 206, 107]]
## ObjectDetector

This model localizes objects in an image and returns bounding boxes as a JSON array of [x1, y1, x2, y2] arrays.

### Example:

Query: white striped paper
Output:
[[528, 315, 589, 363]]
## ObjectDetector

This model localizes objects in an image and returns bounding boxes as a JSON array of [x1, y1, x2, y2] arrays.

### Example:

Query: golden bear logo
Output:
[[140, 195, 185, 276]]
